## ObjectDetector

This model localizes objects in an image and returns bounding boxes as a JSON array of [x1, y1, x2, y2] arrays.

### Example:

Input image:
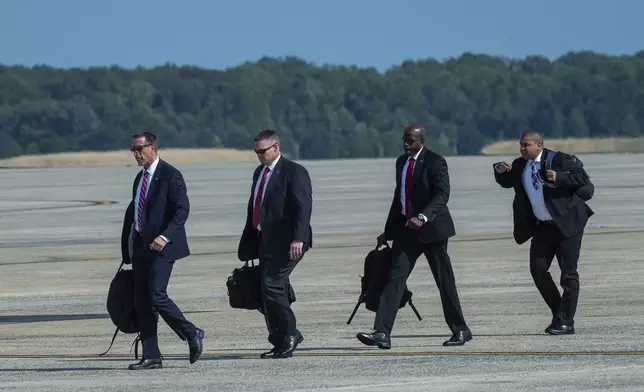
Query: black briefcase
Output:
[[226, 260, 297, 312], [227, 260, 263, 310]]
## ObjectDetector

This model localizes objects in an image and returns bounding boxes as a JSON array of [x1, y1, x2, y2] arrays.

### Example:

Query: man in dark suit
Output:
[[237, 129, 313, 359], [357, 123, 472, 349], [493, 129, 594, 335], [120, 132, 204, 370]]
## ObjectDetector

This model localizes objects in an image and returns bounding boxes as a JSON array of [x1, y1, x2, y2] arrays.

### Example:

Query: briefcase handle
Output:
[[243, 259, 257, 267]]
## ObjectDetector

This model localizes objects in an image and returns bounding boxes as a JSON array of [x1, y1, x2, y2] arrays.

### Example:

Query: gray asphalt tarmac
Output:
[[1, 153, 643, 391]]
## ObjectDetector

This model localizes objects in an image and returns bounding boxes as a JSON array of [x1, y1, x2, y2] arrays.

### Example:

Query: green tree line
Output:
[[1, 50, 643, 159]]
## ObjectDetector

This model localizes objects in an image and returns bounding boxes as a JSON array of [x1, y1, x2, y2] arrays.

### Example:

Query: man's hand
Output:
[[495, 161, 512, 173], [405, 217, 424, 230], [289, 241, 304, 262], [149, 236, 168, 252], [546, 170, 556, 183]]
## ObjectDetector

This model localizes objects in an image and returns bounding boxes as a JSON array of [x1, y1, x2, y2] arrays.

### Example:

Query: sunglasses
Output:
[[254, 143, 277, 155], [402, 136, 419, 144], [129, 144, 152, 152]]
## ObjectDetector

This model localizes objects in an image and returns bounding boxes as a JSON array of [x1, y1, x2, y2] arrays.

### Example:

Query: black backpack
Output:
[[542, 150, 592, 200], [543, 149, 590, 177], [227, 259, 296, 313], [99, 261, 148, 359], [347, 244, 422, 324]]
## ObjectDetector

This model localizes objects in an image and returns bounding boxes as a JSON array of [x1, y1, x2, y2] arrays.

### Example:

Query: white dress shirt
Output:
[[522, 151, 553, 221]]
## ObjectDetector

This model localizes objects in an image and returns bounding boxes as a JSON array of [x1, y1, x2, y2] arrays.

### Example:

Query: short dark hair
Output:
[[521, 129, 544, 145], [132, 132, 158, 147], [254, 129, 280, 143]]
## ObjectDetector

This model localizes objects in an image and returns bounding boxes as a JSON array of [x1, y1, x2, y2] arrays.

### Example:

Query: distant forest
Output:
[[1, 50, 643, 159]]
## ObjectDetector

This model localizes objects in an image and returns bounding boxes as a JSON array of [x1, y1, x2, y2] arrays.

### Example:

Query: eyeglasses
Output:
[[254, 143, 277, 155], [130, 144, 152, 152]]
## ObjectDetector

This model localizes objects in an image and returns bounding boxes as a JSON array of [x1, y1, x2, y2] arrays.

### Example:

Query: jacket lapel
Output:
[[132, 171, 142, 199], [515, 158, 530, 201], [412, 148, 427, 184], [539, 148, 550, 180], [396, 157, 403, 188], [262, 157, 284, 205], [144, 160, 163, 205]]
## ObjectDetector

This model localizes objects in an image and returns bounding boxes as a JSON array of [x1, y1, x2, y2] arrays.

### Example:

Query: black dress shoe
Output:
[[356, 330, 391, 349], [188, 328, 205, 364], [546, 323, 575, 335], [443, 329, 472, 346], [128, 359, 162, 370], [273, 331, 303, 359], [260, 348, 276, 359]]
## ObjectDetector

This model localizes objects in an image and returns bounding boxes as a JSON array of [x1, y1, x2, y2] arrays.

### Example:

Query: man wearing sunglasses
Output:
[[357, 123, 472, 350], [237, 129, 313, 359], [121, 132, 204, 370]]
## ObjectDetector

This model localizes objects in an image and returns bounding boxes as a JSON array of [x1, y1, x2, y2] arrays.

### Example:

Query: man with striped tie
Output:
[[121, 132, 204, 370], [493, 129, 594, 335]]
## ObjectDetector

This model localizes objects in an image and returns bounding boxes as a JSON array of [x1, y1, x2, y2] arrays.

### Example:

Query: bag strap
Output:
[[98, 327, 120, 357], [544, 150, 556, 171], [130, 333, 164, 360], [131, 334, 141, 359]]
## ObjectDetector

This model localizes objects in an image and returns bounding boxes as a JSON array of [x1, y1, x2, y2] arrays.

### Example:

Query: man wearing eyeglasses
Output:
[[237, 129, 313, 359], [357, 123, 472, 350], [121, 132, 204, 370], [493, 129, 594, 335]]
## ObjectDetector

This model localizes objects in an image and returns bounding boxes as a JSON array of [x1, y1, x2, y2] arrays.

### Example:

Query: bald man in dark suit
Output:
[[357, 123, 472, 350], [493, 129, 594, 335]]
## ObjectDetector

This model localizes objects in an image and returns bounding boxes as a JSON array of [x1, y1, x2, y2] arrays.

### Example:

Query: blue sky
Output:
[[0, 0, 642, 72]]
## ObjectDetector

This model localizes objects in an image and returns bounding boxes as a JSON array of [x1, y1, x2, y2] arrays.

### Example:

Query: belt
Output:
[[536, 220, 554, 225]]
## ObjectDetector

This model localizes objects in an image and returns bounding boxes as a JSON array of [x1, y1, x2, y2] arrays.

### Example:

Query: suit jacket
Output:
[[493, 148, 595, 244], [121, 159, 191, 263], [237, 156, 313, 261], [384, 148, 456, 244]]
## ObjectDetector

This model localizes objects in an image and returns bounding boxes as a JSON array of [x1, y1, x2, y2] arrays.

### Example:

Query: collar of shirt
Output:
[[143, 156, 160, 177], [265, 154, 281, 171], [408, 146, 423, 162]]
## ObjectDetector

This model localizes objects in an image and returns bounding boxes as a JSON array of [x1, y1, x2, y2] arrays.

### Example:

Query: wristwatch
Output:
[[417, 214, 428, 223]]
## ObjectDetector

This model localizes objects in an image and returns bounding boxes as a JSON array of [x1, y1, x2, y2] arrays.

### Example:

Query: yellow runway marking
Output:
[[1, 350, 644, 360]]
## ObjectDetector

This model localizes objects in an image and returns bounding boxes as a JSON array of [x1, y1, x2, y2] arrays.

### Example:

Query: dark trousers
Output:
[[374, 236, 468, 336], [530, 222, 583, 325], [132, 234, 197, 359], [259, 247, 299, 348]]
